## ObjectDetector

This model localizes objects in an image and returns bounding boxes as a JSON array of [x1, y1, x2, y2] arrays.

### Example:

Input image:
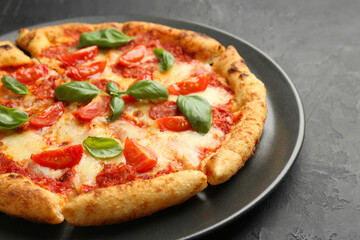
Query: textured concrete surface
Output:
[[0, 0, 359, 239]]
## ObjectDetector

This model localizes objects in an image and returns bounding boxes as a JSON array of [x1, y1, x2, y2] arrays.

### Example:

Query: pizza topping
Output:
[[10, 64, 49, 85], [107, 96, 125, 121], [55, 81, 101, 103], [107, 80, 169, 100], [96, 163, 137, 188], [30, 144, 83, 170], [176, 95, 212, 134], [78, 28, 136, 48], [126, 80, 169, 100], [0, 104, 34, 130], [58, 45, 98, 67], [156, 116, 192, 132], [66, 61, 106, 80], [76, 94, 111, 120], [124, 137, 157, 173], [82, 136, 123, 158], [118, 45, 146, 66], [1, 76, 29, 95], [149, 101, 181, 119], [29, 102, 65, 127], [153, 47, 175, 72], [167, 75, 209, 95]]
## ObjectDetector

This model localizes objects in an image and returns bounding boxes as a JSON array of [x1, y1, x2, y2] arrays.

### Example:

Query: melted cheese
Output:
[[1, 130, 47, 162]]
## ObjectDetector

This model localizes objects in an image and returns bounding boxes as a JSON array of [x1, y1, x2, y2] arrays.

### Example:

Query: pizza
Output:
[[0, 21, 267, 226]]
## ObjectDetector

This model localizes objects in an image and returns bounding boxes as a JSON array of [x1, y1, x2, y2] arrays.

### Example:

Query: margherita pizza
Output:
[[0, 21, 267, 225]]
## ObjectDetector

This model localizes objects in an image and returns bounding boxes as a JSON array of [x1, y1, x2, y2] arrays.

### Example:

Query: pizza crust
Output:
[[0, 41, 33, 68], [62, 170, 207, 226], [122, 21, 225, 63], [0, 173, 64, 224], [16, 22, 124, 57], [203, 46, 267, 185]]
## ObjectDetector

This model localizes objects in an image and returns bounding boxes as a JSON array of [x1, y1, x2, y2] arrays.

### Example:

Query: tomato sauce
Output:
[[96, 163, 137, 188], [112, 31, 194, 79], [212, 105, 234, 134], [0, 153, 76, 197]]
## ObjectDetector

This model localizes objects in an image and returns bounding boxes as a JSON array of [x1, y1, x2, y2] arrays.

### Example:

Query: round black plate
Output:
[[0, 15, 304, 240]]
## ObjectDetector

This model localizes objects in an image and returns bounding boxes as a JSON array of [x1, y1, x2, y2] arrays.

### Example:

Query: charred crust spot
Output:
[[0, 44, 12, 50], [133, 110, 143, 117], [228, 67, 239, 74], [240, 73, 248, 79], [8, 174, 16, 179]]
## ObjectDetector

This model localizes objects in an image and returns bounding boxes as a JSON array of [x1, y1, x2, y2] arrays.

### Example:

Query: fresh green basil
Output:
[[153, 48, 175, 72], [127, 80, 169, 100], [1, 76, 28, 95], [176, 95, 212, 134], [78, 29, 136, 48], [0, 104, 33, 130], [107, 96, 125, 121], [55, 81, 101, 103], [106, 81, 120, 95], [83, 136, 123, 158]]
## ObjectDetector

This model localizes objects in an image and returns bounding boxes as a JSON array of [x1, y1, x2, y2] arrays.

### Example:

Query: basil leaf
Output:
[[106, 81, 119, 95], [107, 96, 125, 121], [1, 76, 28, 95], [0, 104, 33, 130], [78, 29, 136, 48], [127, 80, 169, 100], [55, 81, 100, 103], [153, 48, 175, 72], [176, 95, 212, 134], [83, 136, 123, 158]]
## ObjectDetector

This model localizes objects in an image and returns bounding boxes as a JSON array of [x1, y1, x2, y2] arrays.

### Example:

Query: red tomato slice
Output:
[[66, 61, 106, 80], [124, 137, 157, 173], [31, 145, 83, 169], [58, 45, 98, 67], [118, 45, 146, 66], [149, 101, 181, 120], [167, 75, 209, 95], [10, 64, 49, 85], [76, 94, 111, 120], [156, 116, 192, 132], [30, 102, 65, 127]]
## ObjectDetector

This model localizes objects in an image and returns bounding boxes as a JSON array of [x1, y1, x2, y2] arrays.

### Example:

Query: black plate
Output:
[[0, 15, 304, 240]]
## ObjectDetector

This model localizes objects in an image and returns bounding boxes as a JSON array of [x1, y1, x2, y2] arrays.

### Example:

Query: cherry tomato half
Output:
[[31, 145, 83, 169], [117, 45, 146, 66], [76, 94, 111, 120], [30, 102, 65, 127], [58, 45, 98, 67], [167, 75, 208, 95], [10, 64, 49, 85], [156, 116, 192, 132], [124, 137, 157, 173], [66, 61, 106, 80]]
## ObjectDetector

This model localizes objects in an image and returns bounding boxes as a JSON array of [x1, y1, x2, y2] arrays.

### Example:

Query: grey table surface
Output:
[[0, 0, 359, 239]]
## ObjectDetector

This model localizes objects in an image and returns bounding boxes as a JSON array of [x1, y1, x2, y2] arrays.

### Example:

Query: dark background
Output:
[[1, 0, 359, 239]]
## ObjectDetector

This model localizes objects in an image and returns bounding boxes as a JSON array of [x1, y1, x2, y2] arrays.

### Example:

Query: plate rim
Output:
[[0, 14, 305, 240]]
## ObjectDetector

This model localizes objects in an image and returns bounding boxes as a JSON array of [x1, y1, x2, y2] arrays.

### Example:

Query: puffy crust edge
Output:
[[203, 46, 267, 185], [16, 22, 124, 57], [0, 173, 64, 224], [122, 21, 225, 62], [0, 41, 33, 68], [62, 170, 207, 226]]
